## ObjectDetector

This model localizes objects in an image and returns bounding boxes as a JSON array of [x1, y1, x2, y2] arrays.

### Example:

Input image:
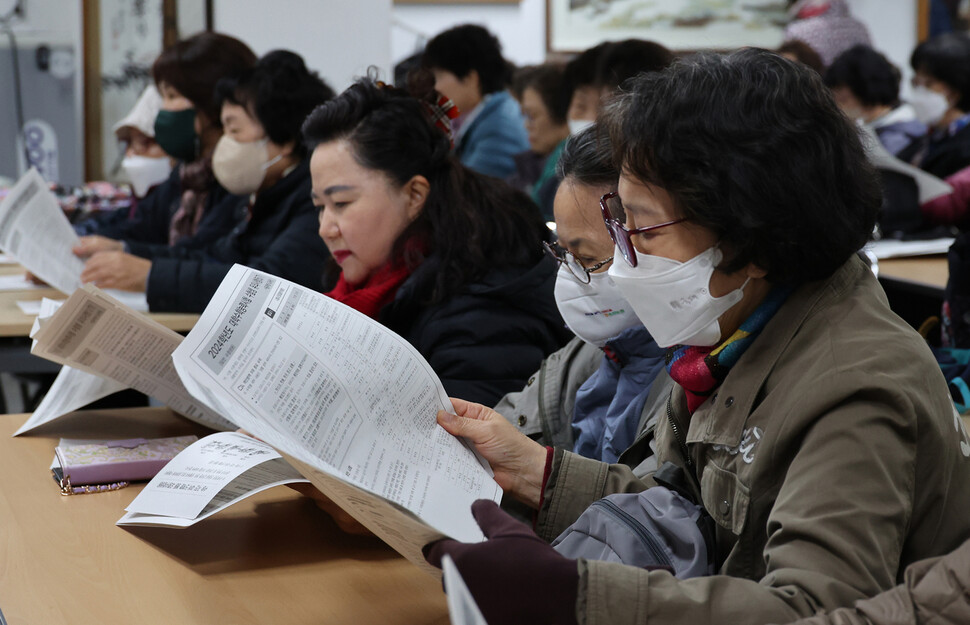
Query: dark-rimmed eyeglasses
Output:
[[542, 240, 612, 284], [599, 191, 685, 267]]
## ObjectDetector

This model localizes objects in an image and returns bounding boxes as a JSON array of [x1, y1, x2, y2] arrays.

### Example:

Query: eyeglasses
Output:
[[599, 191, 685, 267], [542, 240, 613, 284]]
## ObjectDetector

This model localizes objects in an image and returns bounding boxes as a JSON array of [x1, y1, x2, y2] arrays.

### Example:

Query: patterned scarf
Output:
[[666, 286, 792, 413], [169, 158, 214, 246]]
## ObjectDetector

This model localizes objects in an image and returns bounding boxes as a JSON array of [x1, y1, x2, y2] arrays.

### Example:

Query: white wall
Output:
[[850, 0, 918, 96], [392, 0, 545, 68], [213, 0, 392, 92]]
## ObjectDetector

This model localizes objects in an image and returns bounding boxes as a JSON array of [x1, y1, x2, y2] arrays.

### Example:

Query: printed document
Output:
[[172, 265, 502, 572], [0, 168, 85, 294], [29, 285, 233, 431], [118, 432, 308, 527], [861, 126, 953, 204]]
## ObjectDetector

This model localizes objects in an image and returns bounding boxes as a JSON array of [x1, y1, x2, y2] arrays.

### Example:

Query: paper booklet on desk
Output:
[[165, 264, 502, 574], [21, 285, 235, 434]]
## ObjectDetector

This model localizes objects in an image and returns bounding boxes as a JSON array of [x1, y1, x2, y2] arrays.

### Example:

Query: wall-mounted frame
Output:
[[547, 0, 789, 54], [394, 0, 518, 4], [82, 0, 210, 181]]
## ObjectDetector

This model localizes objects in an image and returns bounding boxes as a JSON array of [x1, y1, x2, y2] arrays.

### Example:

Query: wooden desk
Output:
[[0, 264, 199, 337], [879, 256, 948, 294], [0, 407, 448, 625]]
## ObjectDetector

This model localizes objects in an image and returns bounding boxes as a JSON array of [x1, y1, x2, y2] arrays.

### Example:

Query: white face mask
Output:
[[212, 135, 283, 195], [568, 119, 595, 136], [909, 86, 950, 126], [554, 264, 641, 348], [121, 155, 171, 197], [607, 246, 748, 348]]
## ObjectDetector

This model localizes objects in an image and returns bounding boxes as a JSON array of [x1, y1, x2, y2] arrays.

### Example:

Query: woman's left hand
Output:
[[437, 398, 549, 508], [80, 252, 151, 291], [423, 499, 579, 625]]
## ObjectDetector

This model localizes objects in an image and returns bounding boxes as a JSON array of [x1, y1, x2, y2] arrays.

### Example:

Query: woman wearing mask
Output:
[[825, 45, 927, 156], [423, 49, 970, 625], [71, 85, 172, 241], [904, 33, 970, 178], [303, 73, 570, 407], [508, 64, 571, 221], [72, 32, 256, 257], [80, 50, 332, 313], [495, 126, 667, 465]]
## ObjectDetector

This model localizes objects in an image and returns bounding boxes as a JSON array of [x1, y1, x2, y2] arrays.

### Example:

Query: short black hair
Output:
[[557, 125, 616, 187], [302, 72, 547, 303], [825, 45, 900, 107], [516, 64, 570, 126], [595, 39, 674, 92], [152, 31, 257, 126], [215, 50, 334, 158], [420, 24, 511, 95], [911, 32, 970, 111], [603, 48, 881, 285]]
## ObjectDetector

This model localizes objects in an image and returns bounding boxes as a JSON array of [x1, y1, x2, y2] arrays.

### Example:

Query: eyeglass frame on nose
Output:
[[599, 190, 686, 268], [542, 240, 613, 284]]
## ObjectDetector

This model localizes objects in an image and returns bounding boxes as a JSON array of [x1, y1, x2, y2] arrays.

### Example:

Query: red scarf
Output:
[[326, 261, 414, 319]]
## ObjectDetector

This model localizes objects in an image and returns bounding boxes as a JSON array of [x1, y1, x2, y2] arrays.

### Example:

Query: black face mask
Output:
[[154, 108, 198, 162]]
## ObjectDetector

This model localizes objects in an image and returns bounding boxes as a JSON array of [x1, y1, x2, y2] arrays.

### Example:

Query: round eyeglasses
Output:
[[599, 191, 685, 267], [542, 240, 613, 284]]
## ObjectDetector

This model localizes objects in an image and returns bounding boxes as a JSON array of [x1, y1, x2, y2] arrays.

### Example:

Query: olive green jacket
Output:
[[535, 256, 970, 625], [782, 536, 970, 625]]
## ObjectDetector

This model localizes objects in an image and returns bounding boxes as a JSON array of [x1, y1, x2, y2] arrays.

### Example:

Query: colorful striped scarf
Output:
[[666, 286, 792, 413]]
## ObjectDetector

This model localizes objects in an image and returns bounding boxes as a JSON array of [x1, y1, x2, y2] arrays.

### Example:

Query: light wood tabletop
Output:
[[0, 264, 198, 337], [878, 256, 948, 292], [0, 407, 449, 625]]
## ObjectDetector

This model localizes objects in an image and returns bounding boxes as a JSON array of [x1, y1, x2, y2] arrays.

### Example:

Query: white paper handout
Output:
[[119, 432, 308, 527], [0, 274, 46, 291], [443, 555, 490, 625], [865, 237, 955, 259], [0, 168, 85, 294], [860, 126, 953, 204], [29, 285, 233, 431], [172, 265, 502, 572], [14, 366, 127, 436]]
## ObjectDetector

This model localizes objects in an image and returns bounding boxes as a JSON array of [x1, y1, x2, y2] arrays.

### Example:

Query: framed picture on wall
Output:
[[547, 0, 790, 54]]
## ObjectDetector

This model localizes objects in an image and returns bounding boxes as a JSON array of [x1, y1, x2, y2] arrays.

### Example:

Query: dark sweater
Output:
[[379, 254, 572, 406], [74, 164, 243, 253], [144, 159, 329, 312]]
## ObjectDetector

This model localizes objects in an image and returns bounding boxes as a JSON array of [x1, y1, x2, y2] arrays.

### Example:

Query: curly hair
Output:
[[215, 50, 334, 158], [603, 48, 881, 285], [420, 24, 512, 95], [302, 71, 547, 303]]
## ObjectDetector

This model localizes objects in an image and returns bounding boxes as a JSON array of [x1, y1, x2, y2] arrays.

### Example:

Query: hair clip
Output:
[[422, 95, 461, 147]]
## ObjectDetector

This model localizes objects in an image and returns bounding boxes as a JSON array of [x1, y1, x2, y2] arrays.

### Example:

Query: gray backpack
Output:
[[551, 463, 715, 578]]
